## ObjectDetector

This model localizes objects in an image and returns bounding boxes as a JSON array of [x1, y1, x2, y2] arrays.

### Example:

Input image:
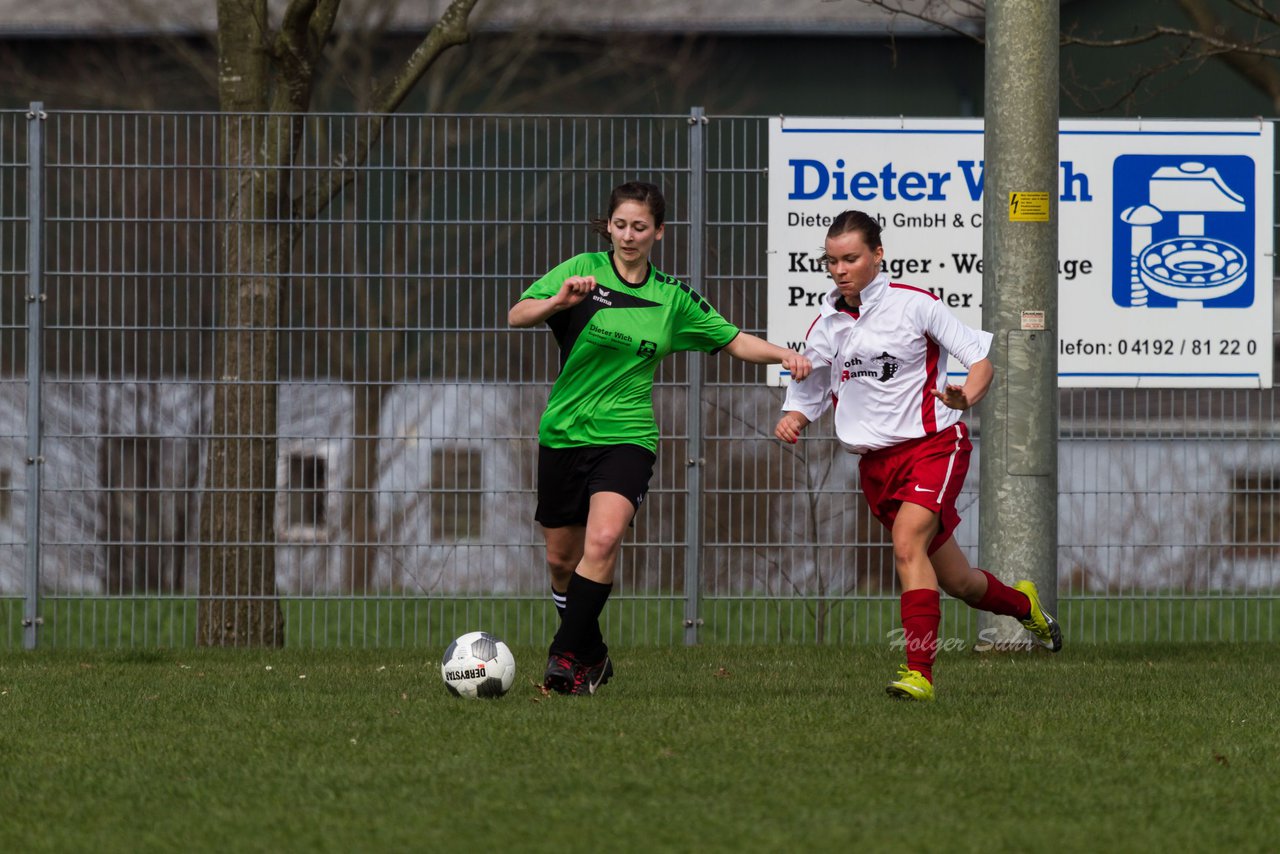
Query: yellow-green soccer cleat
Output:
[[1014, 580, 1063, 652], [885, 665, 935, 702]]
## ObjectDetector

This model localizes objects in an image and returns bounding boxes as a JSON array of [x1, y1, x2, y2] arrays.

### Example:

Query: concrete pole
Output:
[[977, 1, 1060, 648]]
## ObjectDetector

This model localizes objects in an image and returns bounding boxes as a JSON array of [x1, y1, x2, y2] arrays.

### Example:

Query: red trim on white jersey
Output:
[[889, 282, 938, 300], [804, 313, 822, 339], [920, 335, 940, 434]]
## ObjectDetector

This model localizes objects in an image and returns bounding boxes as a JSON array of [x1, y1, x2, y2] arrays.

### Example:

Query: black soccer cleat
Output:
[[569, 654, 614, 696], [543, 651, 577, 694]]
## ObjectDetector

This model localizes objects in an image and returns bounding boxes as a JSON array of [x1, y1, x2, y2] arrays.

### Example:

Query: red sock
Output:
[[900, 589, 941, 683], [975, 570, 1031, 619]]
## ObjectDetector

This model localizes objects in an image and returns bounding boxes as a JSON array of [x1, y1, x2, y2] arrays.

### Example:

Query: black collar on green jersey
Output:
[[608, 251, 651, 288]]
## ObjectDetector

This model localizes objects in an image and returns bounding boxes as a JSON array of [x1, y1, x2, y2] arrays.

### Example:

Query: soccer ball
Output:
[[440, 631, 516, 699]]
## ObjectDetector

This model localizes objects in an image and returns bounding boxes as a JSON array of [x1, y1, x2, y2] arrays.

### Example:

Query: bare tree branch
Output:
[[849, 0, 1280, 114], [1180, 0, 1280, 111], [1061, 39, 1204, 115], [826, 0, 986, 41], [369, 0, 479, 113], [1063, 23, 1280, 61], [295, 0, 480, 222], [310, 0, 343, 54]]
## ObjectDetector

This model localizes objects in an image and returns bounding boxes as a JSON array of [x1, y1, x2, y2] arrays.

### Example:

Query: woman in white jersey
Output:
[[510, 181, 811, 696], [775, 210, 1061, 702]]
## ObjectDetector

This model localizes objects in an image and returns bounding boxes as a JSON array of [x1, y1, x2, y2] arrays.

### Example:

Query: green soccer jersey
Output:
[[520, 251, 740, 452]]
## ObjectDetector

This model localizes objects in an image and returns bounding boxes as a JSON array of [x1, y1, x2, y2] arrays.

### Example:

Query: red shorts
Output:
[[858, 422, 972, 556]]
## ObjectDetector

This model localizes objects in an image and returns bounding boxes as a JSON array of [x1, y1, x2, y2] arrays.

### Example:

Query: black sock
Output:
[[550, 572, 612, 662]]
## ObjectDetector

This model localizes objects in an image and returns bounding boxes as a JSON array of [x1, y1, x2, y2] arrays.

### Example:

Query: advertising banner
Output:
[[767, 118, 1274, 387]]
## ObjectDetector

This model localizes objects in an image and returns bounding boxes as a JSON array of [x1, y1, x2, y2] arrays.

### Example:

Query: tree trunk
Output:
[[198, 1, 284, 645], [197, 216, 287, 645]]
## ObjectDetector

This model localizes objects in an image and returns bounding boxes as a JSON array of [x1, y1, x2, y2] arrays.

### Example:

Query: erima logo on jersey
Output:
[[592, 291, 613, 306], [597, 288, 611, 297]]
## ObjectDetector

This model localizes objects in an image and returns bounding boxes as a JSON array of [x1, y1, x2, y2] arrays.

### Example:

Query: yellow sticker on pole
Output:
[[1009, 191, 1050, 222]]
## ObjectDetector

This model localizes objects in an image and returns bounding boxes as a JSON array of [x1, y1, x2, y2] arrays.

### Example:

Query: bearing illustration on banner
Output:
[[1113, 156, 1253, 310], [766, 117, 1273, 388]]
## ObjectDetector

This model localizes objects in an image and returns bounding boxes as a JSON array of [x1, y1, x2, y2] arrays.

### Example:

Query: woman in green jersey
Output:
[[509, 181, 811, 695]]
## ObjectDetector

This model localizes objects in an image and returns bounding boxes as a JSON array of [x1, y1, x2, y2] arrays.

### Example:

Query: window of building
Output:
[[431, 447, 483, 542], [280, 452, 328, 540], [0, 467, 11, 520], [1229, 470, 1280, 558]]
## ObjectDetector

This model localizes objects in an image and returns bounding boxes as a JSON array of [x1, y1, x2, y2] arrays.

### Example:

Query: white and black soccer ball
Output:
[[440, 631, 516, 699]]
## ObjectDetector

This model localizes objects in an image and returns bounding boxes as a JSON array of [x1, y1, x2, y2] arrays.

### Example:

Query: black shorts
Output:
[[535, 444, 656, 528]]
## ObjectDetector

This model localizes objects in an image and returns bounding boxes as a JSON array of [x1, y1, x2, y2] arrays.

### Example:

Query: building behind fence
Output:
[[1, 108, 1277, 648]]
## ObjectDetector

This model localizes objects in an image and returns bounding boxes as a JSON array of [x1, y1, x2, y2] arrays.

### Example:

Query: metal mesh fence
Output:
[[1, 108, 1276, 648]]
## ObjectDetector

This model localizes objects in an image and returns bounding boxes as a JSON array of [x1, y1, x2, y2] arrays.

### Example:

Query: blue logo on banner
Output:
[[1112, 155, 1254, 309]]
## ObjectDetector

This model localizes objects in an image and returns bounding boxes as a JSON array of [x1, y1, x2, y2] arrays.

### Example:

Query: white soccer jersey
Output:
[[782, 273, 993, 454]]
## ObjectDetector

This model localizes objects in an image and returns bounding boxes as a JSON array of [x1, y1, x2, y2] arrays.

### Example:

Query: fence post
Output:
[[23, 102, 46, 651], [683, 107, 708, 646]]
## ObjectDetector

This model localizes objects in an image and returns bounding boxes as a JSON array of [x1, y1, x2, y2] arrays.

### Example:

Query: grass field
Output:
[[4, 594, 1277, 649], [2, 643, 1276, 852]]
